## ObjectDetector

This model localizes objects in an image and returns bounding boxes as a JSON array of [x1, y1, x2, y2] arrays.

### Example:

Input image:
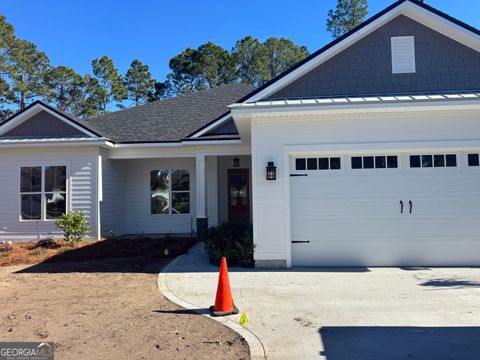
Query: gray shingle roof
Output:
[[82, 83, 254, 143]]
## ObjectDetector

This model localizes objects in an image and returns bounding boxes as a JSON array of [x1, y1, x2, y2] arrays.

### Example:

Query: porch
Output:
[[100, 147, 252, 238]]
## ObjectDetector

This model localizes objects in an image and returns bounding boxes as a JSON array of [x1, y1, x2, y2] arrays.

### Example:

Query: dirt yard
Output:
[[0, 238, 249, 360]]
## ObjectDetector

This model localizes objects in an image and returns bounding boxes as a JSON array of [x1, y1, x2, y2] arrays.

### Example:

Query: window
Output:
[[391, 36, 416, 74], [295, 158, 306, 171], [468, 154, 480, 167], [410, 154, 457, 168], [351, 156, 398, 169], [20, 166, 67, 221], [295, 157, 341, 171], [151, 169, 190, 215]]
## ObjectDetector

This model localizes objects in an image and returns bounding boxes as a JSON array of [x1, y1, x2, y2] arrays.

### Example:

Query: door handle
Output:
[[409, 200, 413, 214], [400, 200, 404, 214]]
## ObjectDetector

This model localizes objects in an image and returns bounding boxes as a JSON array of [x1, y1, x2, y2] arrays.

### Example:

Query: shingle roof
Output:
[[82, 83, 254, 143]]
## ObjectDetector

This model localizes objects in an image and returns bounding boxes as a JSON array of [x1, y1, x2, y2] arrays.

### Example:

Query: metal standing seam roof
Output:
[[229, 92, 480, 109]]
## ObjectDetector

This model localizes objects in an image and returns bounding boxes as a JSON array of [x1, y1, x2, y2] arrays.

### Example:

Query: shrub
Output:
[[56, 211, 89, 246], [204, 222, 255, 267]]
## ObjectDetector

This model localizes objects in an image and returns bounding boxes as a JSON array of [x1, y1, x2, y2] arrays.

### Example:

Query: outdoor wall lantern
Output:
[[266, 161, 277, 180], [233, 157, 240, 168]]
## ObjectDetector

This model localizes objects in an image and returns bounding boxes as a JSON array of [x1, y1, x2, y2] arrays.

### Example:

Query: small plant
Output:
[[204, 222, 255, 267], [0, 241, 13, 252], [135, 231, 145, 241], [34, 235, 60, 249], [56, 211, 89, 246], [165, 232, 176, 242]]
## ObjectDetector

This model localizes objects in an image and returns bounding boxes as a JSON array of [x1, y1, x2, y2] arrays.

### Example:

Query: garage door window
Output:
[[410, 154, 456, 168], [468, 154, 480, 167], [351, 156, 398, 169], [295, 157, 341, 171]]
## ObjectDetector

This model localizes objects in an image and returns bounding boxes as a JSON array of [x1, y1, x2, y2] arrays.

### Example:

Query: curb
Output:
[[157, 252, 266, 360]]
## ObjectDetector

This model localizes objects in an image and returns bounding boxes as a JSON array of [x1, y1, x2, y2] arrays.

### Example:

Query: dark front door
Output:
[[228, 169, 250, 222]]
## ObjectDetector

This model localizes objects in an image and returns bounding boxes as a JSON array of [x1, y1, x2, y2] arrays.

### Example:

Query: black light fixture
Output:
[[233, 157, 240, 168], [266, 161, 277, 180]]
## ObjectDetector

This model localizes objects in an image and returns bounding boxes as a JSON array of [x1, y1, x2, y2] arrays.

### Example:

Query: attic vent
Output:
[[391, 36, 416, 74]]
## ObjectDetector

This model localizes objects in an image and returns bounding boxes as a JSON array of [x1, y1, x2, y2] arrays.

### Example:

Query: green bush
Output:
[[56, 211, 89, 246], [204, 222, 255, 267]]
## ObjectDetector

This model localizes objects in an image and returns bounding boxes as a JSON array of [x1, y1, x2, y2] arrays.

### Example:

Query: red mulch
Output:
[[0, 236, 197, 267]]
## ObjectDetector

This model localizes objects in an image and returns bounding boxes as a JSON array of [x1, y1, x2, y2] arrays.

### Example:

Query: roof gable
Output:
[[0, 101, 100, 139], [268, 15, 480, 99], [238, 0, 480, 103]]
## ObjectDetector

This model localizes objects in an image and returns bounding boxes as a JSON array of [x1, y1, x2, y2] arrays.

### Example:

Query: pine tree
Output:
[[327, 0, 368, 39]]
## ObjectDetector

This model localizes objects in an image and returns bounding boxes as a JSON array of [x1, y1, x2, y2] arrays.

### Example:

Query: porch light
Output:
[[233, 157, 240, 168], [266, 161, 277, 181]]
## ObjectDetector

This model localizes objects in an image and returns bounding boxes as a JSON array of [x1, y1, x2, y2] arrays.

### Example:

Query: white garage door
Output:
[[290, 152, 480, 266]]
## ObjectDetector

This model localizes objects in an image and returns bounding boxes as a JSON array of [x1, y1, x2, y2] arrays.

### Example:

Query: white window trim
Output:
[[150, 169, 191, 216], [19, 164, 70, 223]]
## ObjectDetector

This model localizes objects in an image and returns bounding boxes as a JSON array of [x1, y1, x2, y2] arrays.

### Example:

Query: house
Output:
[[1, 0, 480, 267]]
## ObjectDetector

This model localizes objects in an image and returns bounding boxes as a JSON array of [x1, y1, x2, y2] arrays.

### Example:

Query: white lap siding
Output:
[[100, 149, 126, 237], [124, 158, 196, 235], [0, 147, 100, 241], [251, 109, 480, 267]]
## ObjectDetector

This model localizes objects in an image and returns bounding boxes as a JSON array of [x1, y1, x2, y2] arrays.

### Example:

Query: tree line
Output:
[[0, 0, 367, 120]]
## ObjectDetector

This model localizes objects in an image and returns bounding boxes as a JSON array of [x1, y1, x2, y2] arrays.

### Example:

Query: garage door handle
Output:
[[409, 200, 413, 214], [400, 200, 404, 214], [292, 241, 310, 244]]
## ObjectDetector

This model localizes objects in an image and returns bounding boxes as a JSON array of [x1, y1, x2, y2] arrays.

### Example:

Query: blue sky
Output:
[[1, 0, 477, 82]]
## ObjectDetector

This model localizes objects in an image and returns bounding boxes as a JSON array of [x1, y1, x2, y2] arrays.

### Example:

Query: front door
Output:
[[228, 169, 250, 222]]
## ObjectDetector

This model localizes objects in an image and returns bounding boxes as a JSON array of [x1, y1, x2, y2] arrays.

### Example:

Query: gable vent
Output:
[[391, 36, 416, 74]]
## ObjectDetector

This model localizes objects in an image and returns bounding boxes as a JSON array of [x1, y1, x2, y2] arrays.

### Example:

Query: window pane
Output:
[[422, 155, 433, 168], [45, 166, 67, 192], [295, 158, 306, 171], [433, 155, 445, 167], [150, 170, 169, 191], [46, 192, 66, 219], [375, 156, 386, 169], [446, 154, 457, 167], [172, 192, 190, 214], [330, 158, 341, 170], [363, 156, 374, 169], [468, 154, 479, 167], [410, 155, 421, 168], [21, 194, 41, 220], [20, 167, 41, 193], [171, 170, 190, 191], [387, 156, 398, 168], [318, 158, 329, 170], [351, 157, 362, 169], [307, 158, 317, 170], [151, 192, 169, 214]]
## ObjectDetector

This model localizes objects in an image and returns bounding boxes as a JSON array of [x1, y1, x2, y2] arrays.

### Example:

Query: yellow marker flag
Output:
[[163, 248, 169, 256], [239, 313, 249, 326]]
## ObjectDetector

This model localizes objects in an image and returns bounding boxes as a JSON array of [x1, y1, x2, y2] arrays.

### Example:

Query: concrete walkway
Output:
[[159, 243, 480, 360]]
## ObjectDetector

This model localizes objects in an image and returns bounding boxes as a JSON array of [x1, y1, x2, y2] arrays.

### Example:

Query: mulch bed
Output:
[[0, 236, 197, 267]]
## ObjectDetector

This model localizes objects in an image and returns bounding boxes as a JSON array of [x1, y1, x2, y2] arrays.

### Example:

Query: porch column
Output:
[[196, 153, 208, 240]]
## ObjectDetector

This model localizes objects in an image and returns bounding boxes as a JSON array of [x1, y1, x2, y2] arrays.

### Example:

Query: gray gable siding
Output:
[[268, 15, 480, 99], [2, 110, 85, 138], [203, 118, 238, 136]]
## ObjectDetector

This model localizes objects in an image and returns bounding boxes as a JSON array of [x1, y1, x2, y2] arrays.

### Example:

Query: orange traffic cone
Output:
[[210, 257, 239, 316]]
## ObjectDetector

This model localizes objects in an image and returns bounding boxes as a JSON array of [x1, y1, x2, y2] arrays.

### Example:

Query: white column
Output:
[[196, 153, 206, 219]]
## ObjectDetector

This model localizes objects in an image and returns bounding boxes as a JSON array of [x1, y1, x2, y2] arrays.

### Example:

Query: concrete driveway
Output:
[[159, 243, 480, 360]]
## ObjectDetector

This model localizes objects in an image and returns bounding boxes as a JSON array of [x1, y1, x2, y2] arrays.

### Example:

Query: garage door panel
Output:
[[290, 152, 480, 266], [292, 239, 480, 267]]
